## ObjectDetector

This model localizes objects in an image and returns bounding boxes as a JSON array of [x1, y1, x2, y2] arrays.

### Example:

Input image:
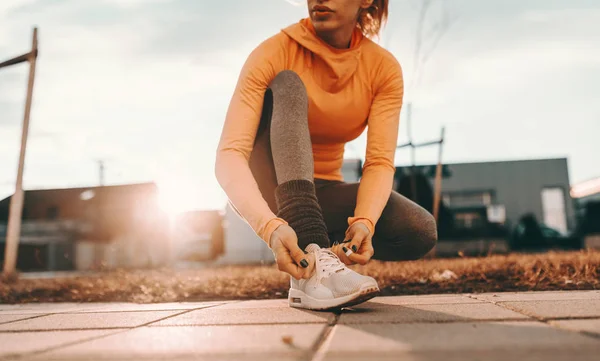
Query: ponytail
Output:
[[357, 0, 389, 38]]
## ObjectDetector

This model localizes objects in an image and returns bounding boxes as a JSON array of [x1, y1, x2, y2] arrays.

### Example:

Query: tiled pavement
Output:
[[1, 291, 599, 360]]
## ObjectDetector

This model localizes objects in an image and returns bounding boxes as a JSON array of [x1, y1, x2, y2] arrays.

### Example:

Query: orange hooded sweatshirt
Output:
[[216, 18, 404, 245]]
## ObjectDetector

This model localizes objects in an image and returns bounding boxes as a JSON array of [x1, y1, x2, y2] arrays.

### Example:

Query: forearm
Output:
[[349, 164, 395, 233], [215, 150, 286, 244]]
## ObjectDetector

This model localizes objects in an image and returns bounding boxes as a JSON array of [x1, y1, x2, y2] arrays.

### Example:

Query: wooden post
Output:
[[3, 28, 38, 275], [432, 127, 446, 221]]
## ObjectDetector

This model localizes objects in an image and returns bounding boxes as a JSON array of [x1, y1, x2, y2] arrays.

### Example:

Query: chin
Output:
[[311, 18, 339, 32]]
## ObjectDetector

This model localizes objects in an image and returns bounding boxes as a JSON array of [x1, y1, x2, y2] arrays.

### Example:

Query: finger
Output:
[[361, 243, 375, 259], [348, 232, 365, 254], [358, 238, 374, 255], [347, 251, 371, 265], [288, 242, 310, 269], [342, 245, 363, 265], [333, 244, 354, 265], [300, 252, 316, 279], [277, 257, 304, 279]]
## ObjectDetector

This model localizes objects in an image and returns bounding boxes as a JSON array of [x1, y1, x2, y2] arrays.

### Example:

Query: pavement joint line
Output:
[[0, 327, 131, 333], [337, 317, 534, 325], [1, 303, 229, 359], [147, 321, 332, 327], [307, 313, 339, 361], [1, 316, 556, 331], [483, 298, 600, 342], [546, 321, 600, 341], [0, 314, 50, 326], [64, 305, 227, 314], [368, 301, 487, 306], [0, 328, 127, 361]]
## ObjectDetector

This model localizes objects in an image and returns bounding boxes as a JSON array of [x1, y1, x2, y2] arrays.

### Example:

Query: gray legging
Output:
[[248, 70, 437, 261]]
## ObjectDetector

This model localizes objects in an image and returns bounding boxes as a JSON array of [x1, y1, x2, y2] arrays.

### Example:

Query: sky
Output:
[[0, 0, 599, 214]]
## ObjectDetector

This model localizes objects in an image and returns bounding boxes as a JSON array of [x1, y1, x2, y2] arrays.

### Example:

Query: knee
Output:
[[394, 211, 438, 260], [416, 212, 438, 256], [269, 70, 307, 105]]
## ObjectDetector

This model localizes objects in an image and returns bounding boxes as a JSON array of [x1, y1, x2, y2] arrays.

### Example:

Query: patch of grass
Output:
[[1, 250, 599, 304]]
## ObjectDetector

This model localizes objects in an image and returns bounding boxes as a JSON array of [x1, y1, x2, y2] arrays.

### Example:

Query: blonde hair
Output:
[[357, 0, 389, 38]]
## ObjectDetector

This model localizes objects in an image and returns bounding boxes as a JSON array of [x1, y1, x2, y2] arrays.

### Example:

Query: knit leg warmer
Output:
[[275, 179, 330, 250]]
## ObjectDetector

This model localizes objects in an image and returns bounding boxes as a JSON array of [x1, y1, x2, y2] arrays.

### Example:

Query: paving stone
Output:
[[471, 290, 600, 303], [370, 295, 483, 305], [152, 306, 333, 326], [0, 330, 116, 358], [326, 321, 600, 356], [339, 302, 528, 324], [32, 325, 325, 360], [499, 300, 600, 319], [0, 310, 183, 331], [551, 319, 600, 335]]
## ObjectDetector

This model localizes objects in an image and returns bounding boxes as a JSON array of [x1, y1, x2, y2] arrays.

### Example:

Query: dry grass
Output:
[[1, 250, 599, 304]]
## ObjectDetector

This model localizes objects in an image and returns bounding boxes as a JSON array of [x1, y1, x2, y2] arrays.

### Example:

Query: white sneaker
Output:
[[288, 244, 380, 311]]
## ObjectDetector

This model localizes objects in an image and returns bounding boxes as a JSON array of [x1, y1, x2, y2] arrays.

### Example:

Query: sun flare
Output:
[[156, 176, 199, 218]]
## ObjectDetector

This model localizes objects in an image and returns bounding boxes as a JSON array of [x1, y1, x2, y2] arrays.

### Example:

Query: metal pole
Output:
[[406, 103, 418, 202], [3, 28, 38, 275], [432, 127, 446, 221]]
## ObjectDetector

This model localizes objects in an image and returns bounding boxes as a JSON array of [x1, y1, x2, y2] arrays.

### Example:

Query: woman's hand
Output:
[[331, 222, 374, 265], [270, 224, 314, 279]]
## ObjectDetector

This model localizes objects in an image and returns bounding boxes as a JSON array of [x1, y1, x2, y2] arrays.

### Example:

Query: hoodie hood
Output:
[[282, 18, 363, 91]]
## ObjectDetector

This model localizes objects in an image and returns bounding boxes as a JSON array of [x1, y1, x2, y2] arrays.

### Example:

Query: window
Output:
[[541, 187, 567, 234], [443, 191, 493, 208], [454, 212, 484, 229]]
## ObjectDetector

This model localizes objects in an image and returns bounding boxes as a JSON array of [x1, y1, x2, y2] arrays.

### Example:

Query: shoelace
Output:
[[315, 249, 346, 283]]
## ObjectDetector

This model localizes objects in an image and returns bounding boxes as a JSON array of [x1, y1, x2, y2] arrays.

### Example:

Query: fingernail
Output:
[[352, 245, 357, 252], [342, 247, 348, 253], [333, 241, 338, 246], [300, 259, 309, 268]]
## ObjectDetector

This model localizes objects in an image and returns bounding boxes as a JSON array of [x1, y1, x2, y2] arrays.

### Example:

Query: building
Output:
[[570, 177, 600, 249], [436, 158, 575, 235], [0, 182, 170, 272], [212, 157, 579, 263]]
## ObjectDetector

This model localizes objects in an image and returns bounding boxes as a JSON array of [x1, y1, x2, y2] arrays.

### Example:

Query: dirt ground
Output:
[[1, 250, 599, 304]]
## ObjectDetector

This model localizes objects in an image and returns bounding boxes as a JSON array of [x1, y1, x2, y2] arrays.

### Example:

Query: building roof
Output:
[[0, 182, 157, 204]]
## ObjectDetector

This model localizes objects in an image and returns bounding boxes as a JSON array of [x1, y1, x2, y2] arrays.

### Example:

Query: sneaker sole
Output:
[[288, 284, 380, 311]]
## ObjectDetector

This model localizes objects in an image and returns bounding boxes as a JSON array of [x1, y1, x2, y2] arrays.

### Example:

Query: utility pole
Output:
[[432, 127, 446, 221], [2, 28, 39, 275]]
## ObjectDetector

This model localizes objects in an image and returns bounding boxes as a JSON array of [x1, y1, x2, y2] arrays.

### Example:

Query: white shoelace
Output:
[[315, 249, 346, 282]]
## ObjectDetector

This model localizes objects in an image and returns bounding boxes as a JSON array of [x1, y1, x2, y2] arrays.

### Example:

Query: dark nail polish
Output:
[[333, 241, 338, 246], [300, 259, 309, 268], [352, 245, 358, 252], [342, 247, 348, 253]]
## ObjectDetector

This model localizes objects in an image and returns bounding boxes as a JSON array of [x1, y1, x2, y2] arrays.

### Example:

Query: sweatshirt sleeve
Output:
[[215, 36, 287, 245], [348, 56, 404, 233]]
